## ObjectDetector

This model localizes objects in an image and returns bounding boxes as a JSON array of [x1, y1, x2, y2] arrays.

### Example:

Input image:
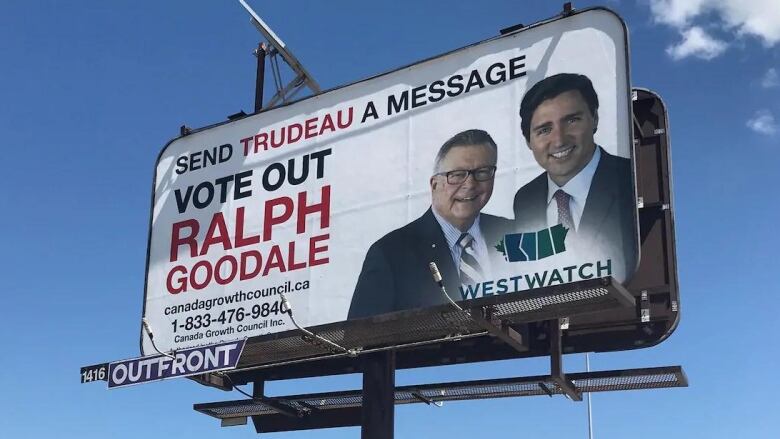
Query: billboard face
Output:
[[143, 9, 636, 354]]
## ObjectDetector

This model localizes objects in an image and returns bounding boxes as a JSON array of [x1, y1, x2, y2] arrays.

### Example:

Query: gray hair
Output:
[[433, 129, 498, 173]]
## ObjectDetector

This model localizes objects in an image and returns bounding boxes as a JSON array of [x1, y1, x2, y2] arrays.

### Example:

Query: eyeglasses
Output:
[[435, 166, 496, 184]]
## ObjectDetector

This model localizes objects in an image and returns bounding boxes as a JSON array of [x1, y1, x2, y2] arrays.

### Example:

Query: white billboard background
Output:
[[144, 10, 631, 354]]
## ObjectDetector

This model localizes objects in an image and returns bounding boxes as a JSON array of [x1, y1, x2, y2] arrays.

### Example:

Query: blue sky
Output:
[[1, 0, 778, 437]]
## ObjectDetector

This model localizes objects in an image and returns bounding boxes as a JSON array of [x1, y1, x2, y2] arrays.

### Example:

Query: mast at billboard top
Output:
[[238, 0, 321, 110]]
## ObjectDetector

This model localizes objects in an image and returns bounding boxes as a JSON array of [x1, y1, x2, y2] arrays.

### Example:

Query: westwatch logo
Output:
[[496, 224, 569, 262]]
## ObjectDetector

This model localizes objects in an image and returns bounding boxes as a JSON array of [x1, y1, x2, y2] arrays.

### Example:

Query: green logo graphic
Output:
[[496, 224, 569, 262]]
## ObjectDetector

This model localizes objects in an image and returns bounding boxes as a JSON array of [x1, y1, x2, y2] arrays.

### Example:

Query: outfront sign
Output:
[[109, 340, 245, 388], [143, 8, 637, 355]]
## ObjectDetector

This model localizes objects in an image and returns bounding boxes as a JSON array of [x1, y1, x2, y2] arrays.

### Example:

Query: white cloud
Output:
[[746, 109, 778, 135], [666, 26, 728, 60], [649, 0, 708, 27], [718, 0, 780, 45], [648, 0, 780, 59], [761, 68, 779, 88]]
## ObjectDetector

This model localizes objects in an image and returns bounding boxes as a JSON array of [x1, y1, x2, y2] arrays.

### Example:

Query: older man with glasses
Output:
[[348, 129, 513, 319]]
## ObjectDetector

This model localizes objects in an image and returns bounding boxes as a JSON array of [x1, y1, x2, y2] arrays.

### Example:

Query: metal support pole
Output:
[[361, 351, 395, 439], [251, 380, 265, 433], [254, 42, 266, 112], [550, 319, 564, 377], [550, 319, 582, 401], [586, 353, 593, 439]]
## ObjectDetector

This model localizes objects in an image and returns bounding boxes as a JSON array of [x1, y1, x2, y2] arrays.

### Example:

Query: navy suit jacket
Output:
[[348, 209, 513, 319], [512, 148, 638, 281]]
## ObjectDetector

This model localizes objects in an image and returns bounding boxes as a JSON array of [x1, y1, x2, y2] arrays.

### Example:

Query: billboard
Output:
[[142, 8, 636, 355]]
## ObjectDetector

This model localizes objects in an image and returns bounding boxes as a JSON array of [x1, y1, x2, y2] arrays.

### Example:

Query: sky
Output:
[[1, 0, 778, 437]]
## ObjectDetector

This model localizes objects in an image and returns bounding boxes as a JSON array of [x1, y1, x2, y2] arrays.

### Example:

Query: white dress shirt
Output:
[[545, 146, 601, 229], [432, 210, 492, 278]]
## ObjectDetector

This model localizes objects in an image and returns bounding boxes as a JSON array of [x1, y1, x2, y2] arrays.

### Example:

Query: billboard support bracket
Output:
[[238, 0, 321, 110], [247, 379, 306, 429], [538, 382, 555, 397], [549, 318, 583, 401], [194, 366, 689, 428], [468, 307, 529, 353]]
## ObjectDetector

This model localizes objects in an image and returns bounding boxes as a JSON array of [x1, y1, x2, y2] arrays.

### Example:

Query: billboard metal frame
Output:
[[122, 2, 683, 387], [80, 3, 684, 437], [154, 7, 679, 383]]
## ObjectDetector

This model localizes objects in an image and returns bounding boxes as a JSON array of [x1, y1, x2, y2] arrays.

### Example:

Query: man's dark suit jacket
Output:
[[348, 209, 513, 319], [512, 148, 638, 281]]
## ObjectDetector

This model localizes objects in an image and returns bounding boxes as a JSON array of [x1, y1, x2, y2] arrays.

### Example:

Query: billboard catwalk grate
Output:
[[194, 366, 687, 420], [233, 277, 633, 372]]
